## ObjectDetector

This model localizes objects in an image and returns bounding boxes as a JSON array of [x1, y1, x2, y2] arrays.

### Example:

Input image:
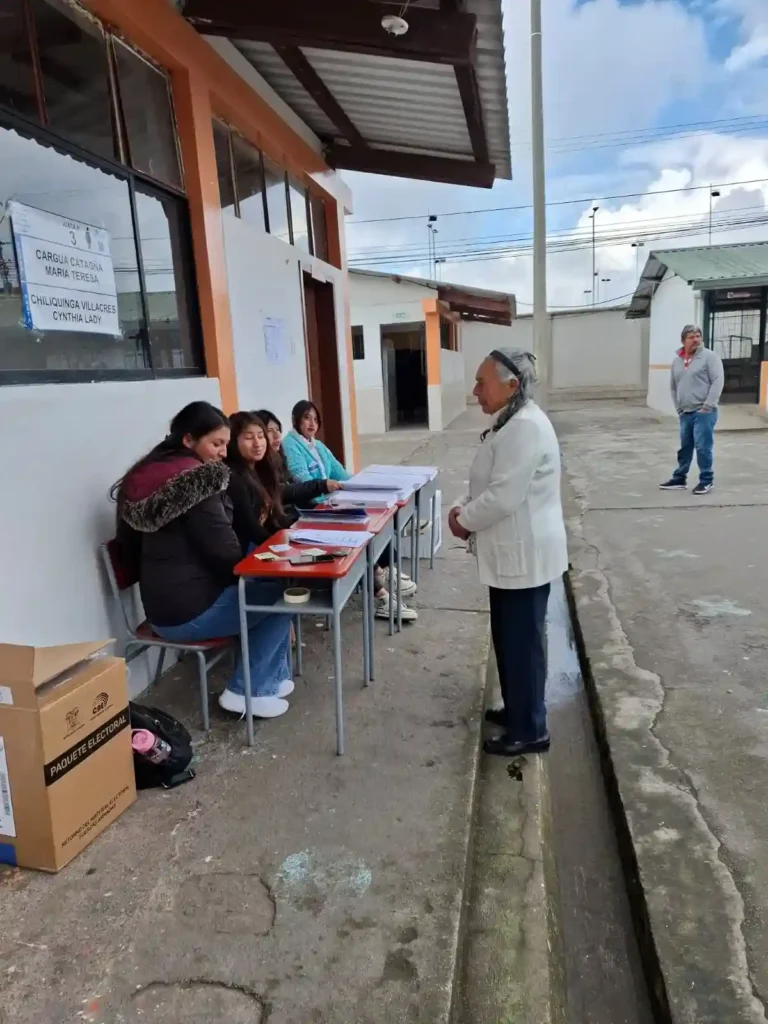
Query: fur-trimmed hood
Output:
[[121, 456, 230, 533]]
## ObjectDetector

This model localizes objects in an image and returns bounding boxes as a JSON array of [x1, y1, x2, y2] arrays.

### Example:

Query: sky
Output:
[[341, 0, 768, 312]]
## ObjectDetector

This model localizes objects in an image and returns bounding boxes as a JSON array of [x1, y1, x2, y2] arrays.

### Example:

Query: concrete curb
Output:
[[451, 657, 565, 1024], [564, 522, 768, 1024]]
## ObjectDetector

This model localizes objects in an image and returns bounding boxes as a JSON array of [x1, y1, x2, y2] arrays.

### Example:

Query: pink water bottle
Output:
[[131, 728, 171, 765]]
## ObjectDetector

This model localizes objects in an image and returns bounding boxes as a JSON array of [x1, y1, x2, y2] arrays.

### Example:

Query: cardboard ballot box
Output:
[[0, 640, 136, 871]]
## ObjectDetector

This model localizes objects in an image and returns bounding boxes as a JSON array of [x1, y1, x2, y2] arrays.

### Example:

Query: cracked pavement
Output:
[[555, 399, 768, 1024]]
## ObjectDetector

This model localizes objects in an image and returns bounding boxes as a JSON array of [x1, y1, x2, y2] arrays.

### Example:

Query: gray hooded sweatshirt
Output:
[[670, 346, 724, 413]]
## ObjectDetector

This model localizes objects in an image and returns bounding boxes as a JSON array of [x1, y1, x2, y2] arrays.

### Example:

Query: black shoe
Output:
[[483, 733, 551, 757], [484, 707, 506, 728], [693, 482, 713, 495], [659, 479, 687, 490]]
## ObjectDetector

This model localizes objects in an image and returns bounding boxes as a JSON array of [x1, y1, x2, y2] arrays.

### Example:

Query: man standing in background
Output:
[[659, 324, 724, 495]]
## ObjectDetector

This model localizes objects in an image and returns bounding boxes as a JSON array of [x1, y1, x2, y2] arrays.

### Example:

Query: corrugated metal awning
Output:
[[626, 242, 768, 319], [186, 0, 511, 188]]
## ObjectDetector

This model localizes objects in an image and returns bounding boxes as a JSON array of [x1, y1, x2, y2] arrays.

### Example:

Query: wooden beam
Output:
[[273, 44, 366, 148], [454, 64, 489, 164], [184, 0, 477, 66], [325, 144, 495, 188]]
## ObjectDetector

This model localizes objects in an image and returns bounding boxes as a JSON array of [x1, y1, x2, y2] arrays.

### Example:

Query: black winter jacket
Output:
[[118, 455, 241, 627], [226, 465, 329, 552]]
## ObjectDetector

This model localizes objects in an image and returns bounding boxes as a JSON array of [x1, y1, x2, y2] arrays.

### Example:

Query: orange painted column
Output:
[[760, 362, 768, 412], [422, 299, 442, 386], [172, 69, 237, 412], [327, 198, 360, 471]]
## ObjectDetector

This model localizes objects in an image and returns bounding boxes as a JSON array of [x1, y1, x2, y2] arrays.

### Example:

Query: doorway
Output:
[[302, 272, 345, 458], [380, 321, 428, 429], [704, 287, 767, 403]]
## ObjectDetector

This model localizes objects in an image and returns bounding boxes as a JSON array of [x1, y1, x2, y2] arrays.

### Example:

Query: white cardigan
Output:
[[456, 402, 568, 590]]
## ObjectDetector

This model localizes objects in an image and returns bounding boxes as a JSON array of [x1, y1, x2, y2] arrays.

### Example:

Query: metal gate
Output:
[[704, 287, 767, 403]]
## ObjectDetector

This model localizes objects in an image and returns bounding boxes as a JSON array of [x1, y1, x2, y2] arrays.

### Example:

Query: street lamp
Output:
[[600, 277, 611, 304], [709, 188, 721, 245], [588, 206, 599, 305], [631, 240, 645, 282]]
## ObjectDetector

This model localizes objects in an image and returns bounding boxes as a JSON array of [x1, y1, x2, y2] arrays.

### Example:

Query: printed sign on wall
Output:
[[8, 200, 120, 335]]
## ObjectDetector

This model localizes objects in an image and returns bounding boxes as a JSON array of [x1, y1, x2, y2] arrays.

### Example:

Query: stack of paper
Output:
[[343, 473, 417, 501], [364, 464, 439, 483], [290, 529, 373, 549], [329, 490, 400, 510]]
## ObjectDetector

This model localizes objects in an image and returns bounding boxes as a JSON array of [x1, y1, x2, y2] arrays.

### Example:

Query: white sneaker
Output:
[[374, 593, 418, 622], [379, 567, 418, 597], [278, 679, 295, 698], [218, 688, 289, 718]]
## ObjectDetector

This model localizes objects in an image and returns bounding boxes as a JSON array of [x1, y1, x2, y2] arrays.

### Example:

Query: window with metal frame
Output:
[[0, 0, 201, 384]]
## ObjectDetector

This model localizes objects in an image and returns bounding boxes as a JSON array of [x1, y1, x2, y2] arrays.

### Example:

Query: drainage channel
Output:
[[547, 578, 655, 1024]]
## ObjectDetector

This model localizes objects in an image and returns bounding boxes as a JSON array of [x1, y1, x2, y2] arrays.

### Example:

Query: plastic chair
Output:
[[100, 540, 232, 732]]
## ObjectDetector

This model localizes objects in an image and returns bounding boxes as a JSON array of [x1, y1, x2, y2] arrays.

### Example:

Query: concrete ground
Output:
[[555, 399, 768, 1024], [0, 416, 495, 1024]]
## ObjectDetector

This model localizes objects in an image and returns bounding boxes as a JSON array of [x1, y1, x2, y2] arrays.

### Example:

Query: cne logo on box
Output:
[[92, 692, 110, 716]]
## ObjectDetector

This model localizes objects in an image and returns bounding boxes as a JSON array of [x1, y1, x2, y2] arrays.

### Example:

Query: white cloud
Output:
[[725, 32, 768, 72], [343, 0, 768, 311]]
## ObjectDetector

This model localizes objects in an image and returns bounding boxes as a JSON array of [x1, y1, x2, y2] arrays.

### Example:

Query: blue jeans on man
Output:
[[672, 408, 718, 486]]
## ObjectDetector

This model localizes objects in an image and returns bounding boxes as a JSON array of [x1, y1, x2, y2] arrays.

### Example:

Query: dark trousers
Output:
[[489, 583, 550, 742]]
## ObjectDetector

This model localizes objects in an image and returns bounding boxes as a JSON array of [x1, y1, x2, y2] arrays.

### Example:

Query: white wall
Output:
[[0, 377, 221, 697], [462, 310, 647, 397], [647, 273, 697, 415], [440, 347, 466, 427], [223, 214, 354, 465], [350, 273, 433, 435]]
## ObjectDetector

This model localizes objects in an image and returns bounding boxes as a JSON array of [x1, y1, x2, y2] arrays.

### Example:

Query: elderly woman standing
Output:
[[449, 349, 568, 757]]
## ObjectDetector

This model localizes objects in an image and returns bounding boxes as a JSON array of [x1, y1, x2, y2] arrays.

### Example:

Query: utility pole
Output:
[[631, 240, 645, 282], [427, 215, 438, 277], [589, 206, 598, 305], [530, 0, 550, 401], [709, 188, 720, 245]]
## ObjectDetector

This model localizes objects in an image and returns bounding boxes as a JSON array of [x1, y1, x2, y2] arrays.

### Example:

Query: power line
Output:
[[346, 176, 768, 226], [348, 204, 768, 261], [508, 112, 768, 146]]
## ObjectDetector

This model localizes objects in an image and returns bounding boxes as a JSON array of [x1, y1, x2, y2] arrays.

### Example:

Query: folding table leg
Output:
[[362, 555, 371, 686], [430, 491, 437, 570], [332, 585, 345, 755], [367, 551, 376, 682], [238, 577, 255, 747], [412, 491, 421, 588], [389, 531, 396, 636], [396, 515, 403, 633], [294, 615, 304, 677]]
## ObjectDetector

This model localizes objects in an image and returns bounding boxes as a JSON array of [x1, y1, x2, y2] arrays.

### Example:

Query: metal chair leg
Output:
[[153, 647, 167, 687], [196, 651, 210, 732]]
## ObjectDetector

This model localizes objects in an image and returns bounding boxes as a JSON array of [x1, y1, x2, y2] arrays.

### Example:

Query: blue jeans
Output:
[[673, 409, 718, 486], [152, 582, 291, 697]]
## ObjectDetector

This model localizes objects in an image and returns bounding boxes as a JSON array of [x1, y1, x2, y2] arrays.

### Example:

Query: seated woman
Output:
[[112, 401, 293, 720], [281, 400, 350, 488], [254, 408, 343, 515], [281, 400, 418, 622]]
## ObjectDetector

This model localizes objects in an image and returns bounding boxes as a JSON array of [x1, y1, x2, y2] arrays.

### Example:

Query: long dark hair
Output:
[[292, 399, 321, 434], [227, 411, 285, 523], [111, 401, 229, 511], [255, 408, 289, 480]]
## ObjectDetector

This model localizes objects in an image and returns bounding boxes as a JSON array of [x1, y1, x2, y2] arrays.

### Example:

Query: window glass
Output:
[[351, 325, 364, 360], [440, 319, 455, 350], [0, 124, 147, 376], [263, 155, 289, 243], [0, 0, 39, 118], [310, 192, 329, 262], [134, 188, 201, 371], [288, 179, 309, 252], [31, 0, 115, 160], [212, 119, 236, 217], [113, 40, 182, 190], [232, 132, 266, 231]]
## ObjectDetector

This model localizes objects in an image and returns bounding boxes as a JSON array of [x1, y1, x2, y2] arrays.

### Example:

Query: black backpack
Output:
[[129, 702, 194, 790]]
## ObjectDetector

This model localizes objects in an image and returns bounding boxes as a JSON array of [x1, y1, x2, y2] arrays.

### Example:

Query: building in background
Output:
[[627, 242, 768, 415], [0, 0, 511, 694], [349, 269, 515, 434], [463, 305, 649, 403]]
